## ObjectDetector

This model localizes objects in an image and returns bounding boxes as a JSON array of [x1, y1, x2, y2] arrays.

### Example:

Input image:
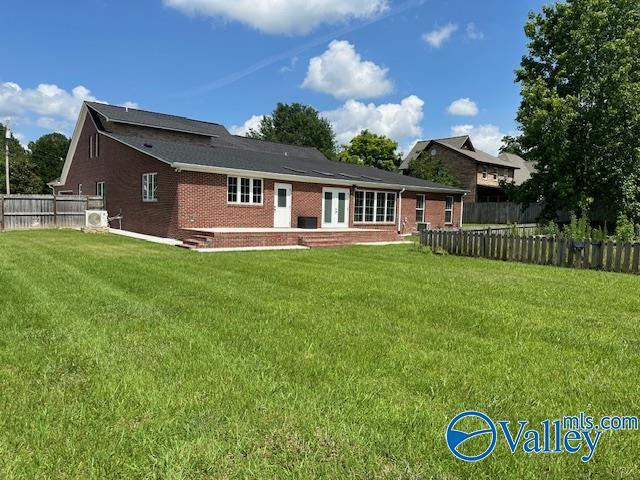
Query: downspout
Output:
[[397, 188, 405, 233], [460, 194, 466, 229]]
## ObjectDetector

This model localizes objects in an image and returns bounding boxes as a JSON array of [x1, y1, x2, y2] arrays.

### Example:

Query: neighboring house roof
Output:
[[499, 153, 536, 185], [56, 103, 466, 194], [399, 136, 521, 171]]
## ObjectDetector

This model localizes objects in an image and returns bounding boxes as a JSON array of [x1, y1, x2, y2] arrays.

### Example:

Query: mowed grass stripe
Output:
[[0, 230, 638, 479]]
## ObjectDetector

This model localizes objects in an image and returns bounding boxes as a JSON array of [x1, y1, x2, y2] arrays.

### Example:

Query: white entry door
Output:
[[274, 183, 292, 228], [322, 188, 350, 228]]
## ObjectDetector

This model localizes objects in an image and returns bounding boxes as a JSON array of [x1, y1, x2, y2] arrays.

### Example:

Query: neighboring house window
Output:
[[493, 167, 498, 180], [78, 184, 83, 195], [445, 196, 454, 225], [416, 194, 425, 223], [227, 176, 263, 205], [482, 165, 488, 180], [354, 190, 396, 224], [96, 181, 105, 199], [89, 135, 93, 158], [142, 173, 158, 202]]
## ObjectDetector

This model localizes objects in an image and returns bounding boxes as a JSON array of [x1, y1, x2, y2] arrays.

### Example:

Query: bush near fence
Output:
[[0, 195, 104, 231], [421, 230, 640, 275]]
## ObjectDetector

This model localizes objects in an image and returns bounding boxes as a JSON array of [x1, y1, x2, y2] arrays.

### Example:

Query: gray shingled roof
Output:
[[399, 136, 521, 171], [104, 131, 466, 193], [87, 102, 229, 137]]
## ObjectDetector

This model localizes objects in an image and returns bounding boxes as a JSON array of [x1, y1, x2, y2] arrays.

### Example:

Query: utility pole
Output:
[[4, 122, 10, 195]]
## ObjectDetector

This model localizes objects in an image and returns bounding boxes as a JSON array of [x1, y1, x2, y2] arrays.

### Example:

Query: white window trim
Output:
[[227, 176, 264, 206], [445, 196, 454, 225], [89, 135, 94, 159], [78, 184, 83, 195], [493, 167, 498, 180], [95, 134, 99, 158], [354, 189, 397, 225], [482, 165, 488, 180], [96, 181, 105, 197], [142, 173, 158, 203], [416, 194, 425, 223]]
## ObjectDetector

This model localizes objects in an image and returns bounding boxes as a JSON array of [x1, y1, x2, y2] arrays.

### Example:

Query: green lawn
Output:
[[0, 230, 639, 479]]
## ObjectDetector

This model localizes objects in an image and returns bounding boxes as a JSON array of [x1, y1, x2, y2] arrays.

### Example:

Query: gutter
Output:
[[398, 188, 406, 233]]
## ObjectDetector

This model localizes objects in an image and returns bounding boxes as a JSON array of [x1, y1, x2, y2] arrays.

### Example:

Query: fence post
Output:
[[633, 243, 640, 274], [0, 195, 4, 231], [53, 194, 58, 228]]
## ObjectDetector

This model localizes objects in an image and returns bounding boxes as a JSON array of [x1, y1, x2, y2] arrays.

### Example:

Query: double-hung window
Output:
[[416, 194, 425, 223], [142, 173, 157, 202], [227, 176, 263, 205], [354, 190, 396, 224], [96, 181, 105, 199], [445, 196, 454, 225]]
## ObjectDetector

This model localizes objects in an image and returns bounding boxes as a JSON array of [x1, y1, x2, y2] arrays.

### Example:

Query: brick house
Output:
[[52, 102, 467, 248], [399, 136, 533, 203]]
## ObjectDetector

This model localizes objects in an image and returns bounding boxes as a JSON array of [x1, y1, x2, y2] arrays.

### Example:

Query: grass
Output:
[[0, 230, 639, 479]]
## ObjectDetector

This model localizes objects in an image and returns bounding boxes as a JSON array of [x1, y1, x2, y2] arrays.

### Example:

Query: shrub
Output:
[[562, 214, 591, 240], [615, 214, 636, 242]]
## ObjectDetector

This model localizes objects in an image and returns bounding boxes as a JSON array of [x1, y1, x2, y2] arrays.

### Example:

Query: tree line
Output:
[[0, 124, 70, 195]]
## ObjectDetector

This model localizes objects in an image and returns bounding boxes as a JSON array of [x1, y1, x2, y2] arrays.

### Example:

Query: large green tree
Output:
[[513, 0, 640, 221], [248, 103, 337, 160], [407, 151, 459, 187], [337, 130, 401, 171], [29, 133, 70, 193], [1, 124, 41, 195]]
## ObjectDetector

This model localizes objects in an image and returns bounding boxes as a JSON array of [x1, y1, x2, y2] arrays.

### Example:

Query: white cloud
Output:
[[0, 81, 137, 144], [280, 56, 299, 73], [302, 40, 393, 99], [451, 124, 506, 155], [447, 98, 479, 116], [422, 23, 458, 48], [323, 95, 424, 145], [0, 82, 100, 121], [163, 0, 389, 35], [466, 23, 484, 40], [229, 114, 264, 136]]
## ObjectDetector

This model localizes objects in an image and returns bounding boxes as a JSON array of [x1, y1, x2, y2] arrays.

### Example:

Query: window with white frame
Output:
[[416, 194, 425, 223], [445, 196, 454, 225], [142, 173, 157, 202], [78, 184, 83, 195], [354, 190, 396, 224], [227, 176, 263, 205], [89, 135, 94, 158], [482, 165, 488, 180], [493, 167, 498, 180], [96, 181, 105, 199]]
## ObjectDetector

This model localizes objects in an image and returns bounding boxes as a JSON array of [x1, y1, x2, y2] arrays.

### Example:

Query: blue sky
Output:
[[1, 0, 547, 154]]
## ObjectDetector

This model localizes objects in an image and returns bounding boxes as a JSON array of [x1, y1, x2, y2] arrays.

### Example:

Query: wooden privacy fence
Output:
[[463, 202, 542, 225], [421, 230, 640, 275], [464, 225, 539, 237], [0, 195, 104, 231]]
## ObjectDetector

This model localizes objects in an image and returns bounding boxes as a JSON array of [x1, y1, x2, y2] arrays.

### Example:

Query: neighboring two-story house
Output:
[[399, 136, 533, 203]]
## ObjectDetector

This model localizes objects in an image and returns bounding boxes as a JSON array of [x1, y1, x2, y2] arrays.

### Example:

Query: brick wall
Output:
[[56, 114, 181, 238]]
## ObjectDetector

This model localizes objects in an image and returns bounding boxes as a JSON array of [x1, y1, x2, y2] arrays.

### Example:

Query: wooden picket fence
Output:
[[0, 195, 104, 231], [421, 230, 640, 275]]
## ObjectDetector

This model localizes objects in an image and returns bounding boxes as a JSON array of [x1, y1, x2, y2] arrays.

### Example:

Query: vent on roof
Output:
[[361, 175, 382, 181], [284, 166, 306, 174], [312, 170, 334, 177], [338, 173, 358, 179], [143, 143, 153, 148]]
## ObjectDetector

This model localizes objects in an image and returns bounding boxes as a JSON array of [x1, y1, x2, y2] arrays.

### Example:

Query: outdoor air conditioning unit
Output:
[[417, 222, 432, 232], [85, 210, 109, 228]]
